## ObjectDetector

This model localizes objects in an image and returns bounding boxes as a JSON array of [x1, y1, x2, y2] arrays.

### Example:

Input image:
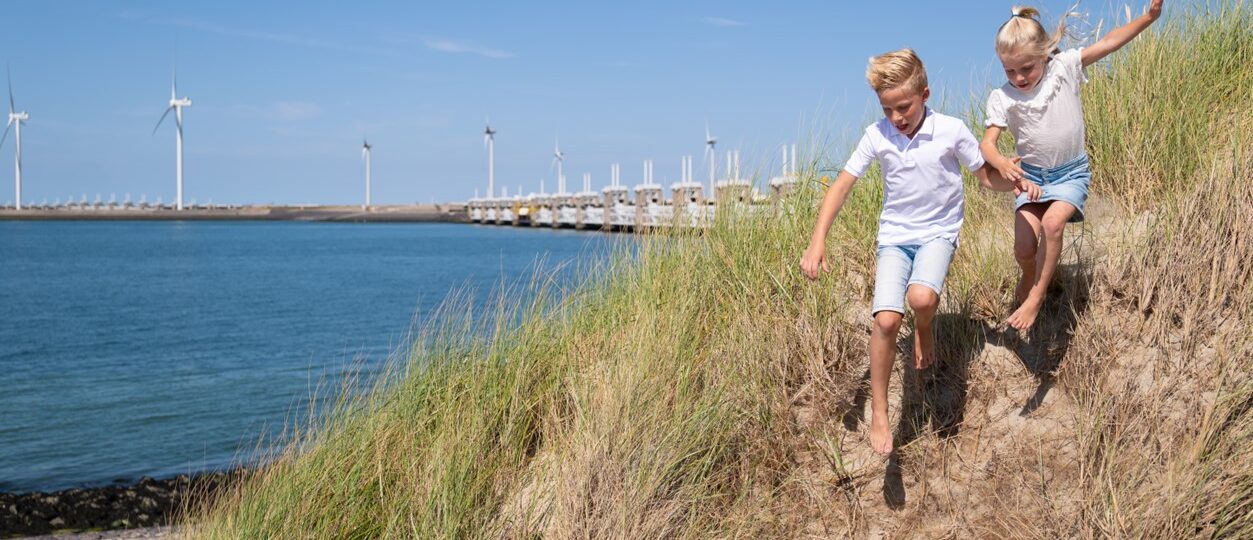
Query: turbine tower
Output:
[[153, 70, 192, 211], [552, 139, 565, 194], [362, 139, 372, 209], [704, 123, 717, 189], [484, 121, 496, 199], [2, 68, 29, 210]]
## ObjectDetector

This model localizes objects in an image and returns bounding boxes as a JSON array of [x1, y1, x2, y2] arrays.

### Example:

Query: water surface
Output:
[[0, 221, 611, 492]]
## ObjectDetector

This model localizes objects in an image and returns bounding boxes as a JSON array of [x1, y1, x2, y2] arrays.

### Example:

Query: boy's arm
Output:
[[801, 171, 858, 280], [1082, 0, 1164, 67], [976, 162, 1042, 201]]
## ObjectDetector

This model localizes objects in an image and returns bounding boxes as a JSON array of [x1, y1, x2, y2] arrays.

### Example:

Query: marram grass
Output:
[[185, 3, 1251, 537]]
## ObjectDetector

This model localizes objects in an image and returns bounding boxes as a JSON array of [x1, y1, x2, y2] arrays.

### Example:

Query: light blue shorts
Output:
[[872, 238, 956, 315], [1016, 153, 1091, 223]]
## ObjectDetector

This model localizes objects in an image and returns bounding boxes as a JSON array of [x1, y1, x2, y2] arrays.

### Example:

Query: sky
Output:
[[0, 0, 1174, 205]]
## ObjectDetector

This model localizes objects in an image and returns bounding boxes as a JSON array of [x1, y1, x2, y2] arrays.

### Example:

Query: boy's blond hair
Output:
[[866, 49, 929, 95], [996, 5, 1072, 58]]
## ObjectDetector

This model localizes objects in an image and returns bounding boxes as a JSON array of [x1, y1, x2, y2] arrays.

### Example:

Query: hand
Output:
[[1148, 0, 1164, 20], [1015, 178, 1043, 201], [800, 242, 830, 281], [995, 156, 1027, 187]]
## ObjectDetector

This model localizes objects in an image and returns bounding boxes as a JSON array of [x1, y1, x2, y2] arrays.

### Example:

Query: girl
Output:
[[982, 2, 1164, 330]]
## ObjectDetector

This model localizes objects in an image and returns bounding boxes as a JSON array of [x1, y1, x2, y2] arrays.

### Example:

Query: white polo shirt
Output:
[[843, 109, 985, 247]]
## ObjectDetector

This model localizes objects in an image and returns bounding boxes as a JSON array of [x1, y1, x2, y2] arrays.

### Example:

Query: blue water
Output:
[[0, 221, 613, 492]]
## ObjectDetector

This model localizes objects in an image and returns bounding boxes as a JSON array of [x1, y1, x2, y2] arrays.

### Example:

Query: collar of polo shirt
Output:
[[889, 107, 936, 144]]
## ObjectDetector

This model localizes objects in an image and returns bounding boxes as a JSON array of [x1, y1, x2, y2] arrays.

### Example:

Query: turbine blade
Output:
[[0, 121, 10, 150], [152, 106, 173, 135], [7, 65, 14, 113]]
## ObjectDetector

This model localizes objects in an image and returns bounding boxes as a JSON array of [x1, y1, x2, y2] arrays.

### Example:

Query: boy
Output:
[[800, 49, 1038, 455]]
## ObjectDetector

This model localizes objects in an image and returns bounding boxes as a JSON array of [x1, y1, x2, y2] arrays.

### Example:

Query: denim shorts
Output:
[[1015, 153, 1091, 223], [872, 238, 956, 315]]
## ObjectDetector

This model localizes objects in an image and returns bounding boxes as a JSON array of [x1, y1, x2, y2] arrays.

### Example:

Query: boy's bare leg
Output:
[[1013, 206, 1046, 304], [869, 310, 903, 456], [1009, 202, 1078, 330], [906, 285, 940, 370]]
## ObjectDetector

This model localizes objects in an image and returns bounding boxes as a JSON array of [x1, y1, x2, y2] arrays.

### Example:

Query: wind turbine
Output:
[[704, 123, 717, 187], [484, 121, 496, 199], [362, 139, 372, 209], [551, 139, 565, 194], [2, 68, 29, 210], [153, 70, 192, 211]]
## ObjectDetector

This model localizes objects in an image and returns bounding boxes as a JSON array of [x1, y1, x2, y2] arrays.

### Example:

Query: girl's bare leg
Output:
[[1014, 206, 1046, 304], [1009, 201, 1078, 330]]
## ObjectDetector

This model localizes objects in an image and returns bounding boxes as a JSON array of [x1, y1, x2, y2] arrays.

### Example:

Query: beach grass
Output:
[[183, 2, 1252, 537]]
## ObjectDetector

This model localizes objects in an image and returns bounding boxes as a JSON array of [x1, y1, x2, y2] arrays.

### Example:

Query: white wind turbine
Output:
[[704, 123, 717, 192], [484, 121, 496, 199], [152, 70, 192, 211], [362, 139, 372, 209], [551, 138, 565, 194], [2, 68, 30, 210]]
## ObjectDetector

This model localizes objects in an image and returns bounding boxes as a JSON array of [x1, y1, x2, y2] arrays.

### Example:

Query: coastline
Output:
[[0, 204, 467, 223], [0, 472, 241, 539], [12, 526, 177, 540]]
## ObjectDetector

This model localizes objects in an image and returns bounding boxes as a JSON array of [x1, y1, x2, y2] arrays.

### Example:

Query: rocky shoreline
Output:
[[1, 472, 240, 539]]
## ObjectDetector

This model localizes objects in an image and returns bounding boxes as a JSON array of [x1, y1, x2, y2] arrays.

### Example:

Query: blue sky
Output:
[[0, 1, 1163, 205]]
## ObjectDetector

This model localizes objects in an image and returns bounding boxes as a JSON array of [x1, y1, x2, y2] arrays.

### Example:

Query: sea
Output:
[[0, 221, 614, 492]]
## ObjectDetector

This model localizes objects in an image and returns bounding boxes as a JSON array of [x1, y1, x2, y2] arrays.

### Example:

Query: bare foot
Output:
[[869, 412, 893, 456], [913, 327, 935, 370], [1014, 271, 1034, 304], [1008, 296, 1043, 330]]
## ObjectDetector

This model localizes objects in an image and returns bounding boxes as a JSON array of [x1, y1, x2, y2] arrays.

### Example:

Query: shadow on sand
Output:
[[877, 260, 1094, 509], [999, 262, 1093, 416]]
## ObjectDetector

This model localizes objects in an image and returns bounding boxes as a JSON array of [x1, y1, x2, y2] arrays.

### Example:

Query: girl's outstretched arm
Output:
[[1082, 0, 1164, 67], [800, 171, 857, 281]]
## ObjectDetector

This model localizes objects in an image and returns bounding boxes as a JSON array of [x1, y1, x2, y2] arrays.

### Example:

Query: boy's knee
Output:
[[873, 311, 903, 336], [906, 287, 939, 312]]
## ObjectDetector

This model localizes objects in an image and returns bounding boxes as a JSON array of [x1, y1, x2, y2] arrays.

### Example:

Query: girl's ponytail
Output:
[[998, 5, 1072, 58]]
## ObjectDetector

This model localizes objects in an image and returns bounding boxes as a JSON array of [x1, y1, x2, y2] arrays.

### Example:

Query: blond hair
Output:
[[865, 48, 929, 94], [996, 5, 1072, 58]]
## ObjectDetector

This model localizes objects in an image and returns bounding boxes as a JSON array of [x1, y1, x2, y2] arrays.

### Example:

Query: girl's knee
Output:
[[1014, 240, 1038, 261], [1042, 216, 1067, 238], [873, 311, 903, 336]]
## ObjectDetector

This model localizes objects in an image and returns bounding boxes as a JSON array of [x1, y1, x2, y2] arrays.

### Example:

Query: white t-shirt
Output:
[[986, 48, 1088, 169], [843, 109, 985, 247]]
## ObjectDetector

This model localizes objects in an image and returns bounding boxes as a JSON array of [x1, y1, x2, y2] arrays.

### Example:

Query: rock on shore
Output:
[[1, 473, 237, 538]]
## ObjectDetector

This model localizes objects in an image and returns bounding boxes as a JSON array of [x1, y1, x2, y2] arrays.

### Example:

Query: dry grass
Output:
[[183, 3, 1252, 538]]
